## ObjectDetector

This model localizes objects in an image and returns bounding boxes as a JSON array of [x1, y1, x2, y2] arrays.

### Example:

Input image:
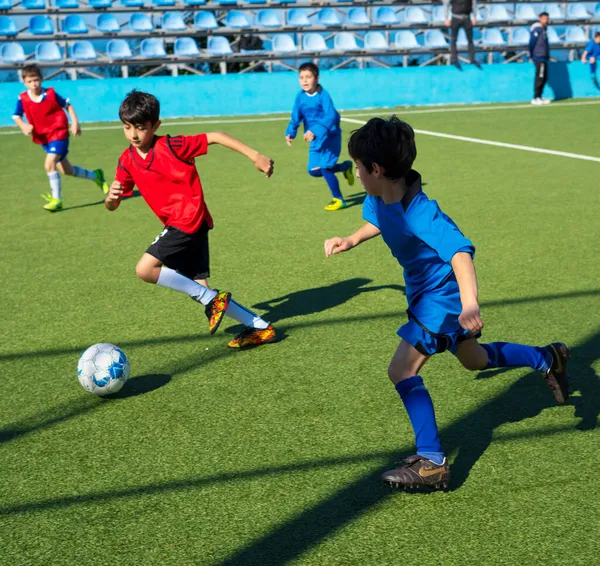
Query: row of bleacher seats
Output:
[[2, 25, 597, 64], [2, 4, 600, 37]]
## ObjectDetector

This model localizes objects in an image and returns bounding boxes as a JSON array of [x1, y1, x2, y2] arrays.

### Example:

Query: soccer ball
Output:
[[77, 343, 130, 396]]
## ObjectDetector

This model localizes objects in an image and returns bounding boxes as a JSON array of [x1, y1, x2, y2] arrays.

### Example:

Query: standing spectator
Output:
[[529, 12, 551, 105], [444, 0, 478, 68]]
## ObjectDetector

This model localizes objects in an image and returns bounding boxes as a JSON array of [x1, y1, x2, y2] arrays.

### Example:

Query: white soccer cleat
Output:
[[540, 98, 552, 105], [531, 98, 543, 105]]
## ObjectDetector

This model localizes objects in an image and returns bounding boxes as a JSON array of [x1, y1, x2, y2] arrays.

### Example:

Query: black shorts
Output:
[[146, 225, 210, 280]]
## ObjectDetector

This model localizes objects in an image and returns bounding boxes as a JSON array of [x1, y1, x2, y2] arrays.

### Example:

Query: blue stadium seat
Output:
[[213, 0, 237, 5], [130, 13, 153, 32], [374, 7, 398, 25], [89, 0, 113, 7], [29, 16, 53, 35], [317, 8, 343, 27], [510, 27, 530, 46], [194, 11, 218, 30], [566, 4, 590, 21], [272, 0, 296, 4], [70, 40, 96, 60], [161, 12, 186, 31], [393, 30, 419, 49], [287, 9, 310, 27], [0, 0, 13, 10], [364, 31, 389, 50], [347, 7, 369, 25], [35, 41, 62, 61], [482, 28, 506, 46], [64, 15, 88, 34], [271, 33, 296, 52], [456, 27, 469, 48], [565, 26, 588, 43], [431, 5, 445, 23], [97, 13, 120, 33], [302, 33, 328, 51], [57, 0, 79, 8], [595, 3, 600, 19], [257, 10, 282, 27], [183, 0, 206, 5], [425, 30, 448, 48], [121, 0, 144, 7], [223, 10, 251, 28], [546, 27, 561, 44], [1, 42, 25, 63], [23, 0, 46, 9], [140, 37, 166, 57], [400, 6, 428, 24], [0, 15, 17, 36], [514, 4, 537, 22], [334, 32, 359, 51], [486, 4, 511, 23], [153, 0, 175, 6], [543, 3, 563, 20], [106, 38, 132, 58], [207, 36, 233, 55], [246, 0, 266, 4], [174, 37, 200, 56]]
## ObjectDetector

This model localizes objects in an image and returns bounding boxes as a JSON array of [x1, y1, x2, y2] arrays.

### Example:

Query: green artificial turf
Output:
[[0, 100, 599, 565]]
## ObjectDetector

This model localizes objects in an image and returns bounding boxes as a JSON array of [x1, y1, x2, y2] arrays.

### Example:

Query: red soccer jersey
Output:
[[116, 134, 213, 234], [19, 88, 69, 145]]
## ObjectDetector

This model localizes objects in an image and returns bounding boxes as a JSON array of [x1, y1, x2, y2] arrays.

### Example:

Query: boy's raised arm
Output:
[[206, 132, 274, 177], [324, 222, 381, 257], [66, 103, 81, 136]]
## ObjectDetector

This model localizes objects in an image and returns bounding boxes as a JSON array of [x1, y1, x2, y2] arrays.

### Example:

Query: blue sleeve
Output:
[[361, 195, 380, 229], [528, 29, 538, 56], [54, 92, 69, 108], [13, 98, 23, 118], [407, 200, 474, 263], [285, 92, 303, 139], [583, 40, 594, 54], [309, 89, 340, 143]]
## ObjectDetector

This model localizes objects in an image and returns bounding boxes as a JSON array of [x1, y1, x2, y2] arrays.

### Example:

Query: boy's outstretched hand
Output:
[[285, 135, 293, 147], [254, 154, 274, 178], [324, 237, 353, 257], [458, 303, 484, 333], [106, 181, 123, 203], [71, 122, 81, 136], [21, 124, 33, 136]]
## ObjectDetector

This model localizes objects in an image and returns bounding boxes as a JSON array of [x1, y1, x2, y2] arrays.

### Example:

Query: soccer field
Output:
[[1, 100, 599, 566]]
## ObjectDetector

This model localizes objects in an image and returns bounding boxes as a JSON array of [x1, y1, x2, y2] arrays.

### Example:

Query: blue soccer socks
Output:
[[481, 342, 551, 373]]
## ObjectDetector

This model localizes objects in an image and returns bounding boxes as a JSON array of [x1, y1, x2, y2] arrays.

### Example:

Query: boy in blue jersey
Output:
[[582, 32, 600, 84], [285, 63, 355, 211], [324, 117, 571, 490]]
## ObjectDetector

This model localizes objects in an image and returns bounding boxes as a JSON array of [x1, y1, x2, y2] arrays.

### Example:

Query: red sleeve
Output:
[[116, 158, 135, 197], [168, 134, 208, 162]]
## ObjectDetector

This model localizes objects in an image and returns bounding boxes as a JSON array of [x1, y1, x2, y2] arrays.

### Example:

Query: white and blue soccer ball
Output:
[[77, 343, 130, 396]]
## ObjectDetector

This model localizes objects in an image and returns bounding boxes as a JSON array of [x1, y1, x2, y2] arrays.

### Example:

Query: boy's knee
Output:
[[135, 261, 157, 283], [308, 168, 321, 178], [45, 161, 57, 173], [387, 361, 417, 384], [459, 358, 487, 372]]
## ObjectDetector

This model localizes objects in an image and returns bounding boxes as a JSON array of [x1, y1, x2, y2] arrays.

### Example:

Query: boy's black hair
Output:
[[299, 62, 319, 78], [119, 89, 160, 125], [595, 31, 600, 38], [21, 64, 42, 79], [539, 11, 549, 17], [348, 116, 417, 181]]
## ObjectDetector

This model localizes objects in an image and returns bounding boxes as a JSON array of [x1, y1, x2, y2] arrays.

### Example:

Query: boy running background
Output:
[[106, 90, 277, 349], [12, 65, 109, 212], [581, 32, 600, 86]]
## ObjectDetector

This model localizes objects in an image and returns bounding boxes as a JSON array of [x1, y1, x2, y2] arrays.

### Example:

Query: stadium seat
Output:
[[174, 37, 200, 57], [565, 26, 588, 43], [543, 3, 563, 20], [287, 9, 310, 27], [514, 4, 537, 22], [130, 13, 153, 32], [35, 41, 62, 62], [486, 4, 511, 23], [140, 37, 166, 57], [0, 15, 17, 36], [271, 33, 297, 52], [400, 6, 428, 24], [257, 10, 282, 28], [70, 40, 96, 60], [455, 27, 469, 48], [121, 0, 144, 7], [207, 36, 233, 55], [566, 4, 590, 21], [23, 0, 46, 9], [374, 7, 398, 25], [89, 0, 113, 7], [161, 12, 186, 31], [546, 27, 561, 44], [213, 0, 237, 5], [153, 0, 175, 6], [334, 32, 359, 51], [510, 27, 530, 46], [272, 0, 296, 4], [106, 38, 132, 58], [183, 0, 206, 5], [29, 16, 53, 35], [431, 5, 446, 23], [193, 11, 218, 30], [482, 28, 506, 46], [223, 10, 251, 28], [0, 0, 12, 10], [0, 42, 25, 63], [393, 30, 419, 49], [595, 3, 600, 19], [425, 30, 448, 48], [364, 30, 389, 50], [347, 7, 369, 26], [97, 13, 120, 33], [317, 8, 343, 27], [64, 15, 88, 34], [302, 33, 328, 51], [57, 0, 79, 8], [246, 0, 267, 4]]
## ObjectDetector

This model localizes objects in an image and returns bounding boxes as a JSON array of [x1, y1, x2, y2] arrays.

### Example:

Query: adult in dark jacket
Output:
[[529, 12, 551, 105], [444, 0, 478, 67]]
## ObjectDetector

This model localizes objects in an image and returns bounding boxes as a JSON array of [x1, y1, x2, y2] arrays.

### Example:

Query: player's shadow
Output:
[[61, 191, 142, 212], [108, 373, 172, 399], [343, 191, 367, 209]]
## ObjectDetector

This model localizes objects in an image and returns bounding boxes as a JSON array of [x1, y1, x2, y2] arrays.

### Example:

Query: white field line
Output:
[[341, 117, 600, 164]]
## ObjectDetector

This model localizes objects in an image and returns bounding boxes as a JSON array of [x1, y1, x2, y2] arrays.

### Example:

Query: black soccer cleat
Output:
[[541, 342, 571, 405], [381, 455, 450, 491]]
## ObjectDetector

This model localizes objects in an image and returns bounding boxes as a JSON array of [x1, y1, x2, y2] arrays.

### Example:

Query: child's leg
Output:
[[590, 57, 597, 74], [44, 153, 62, 201], [308, 166, 343, 201], [59, 157, 108, 193]]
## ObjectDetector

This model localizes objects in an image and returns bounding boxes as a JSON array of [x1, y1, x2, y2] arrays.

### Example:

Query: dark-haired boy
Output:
[[324, 116, 570, 490], [582, 32, 600, 84], [285, 62, 354, 211], [107, 90, 277, 349], [12, 64, 108, 211]]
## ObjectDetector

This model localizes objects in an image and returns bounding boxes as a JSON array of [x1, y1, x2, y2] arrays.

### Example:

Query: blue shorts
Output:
[[42, 139, 69, 162], [307, 133, 342, 172], [398, 317, 479, 356]]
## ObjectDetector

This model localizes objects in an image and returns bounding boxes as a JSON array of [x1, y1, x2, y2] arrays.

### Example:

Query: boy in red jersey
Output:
[[106, 90, 277, 349], [12, 65, 109, 212]]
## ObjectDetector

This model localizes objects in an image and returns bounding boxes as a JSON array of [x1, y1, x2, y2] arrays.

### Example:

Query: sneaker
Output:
[[93, 168, 109, 195], [42, 194, 63, 212], [343, 161, 355, 186], [324, 198, 347, 211], [227, 325, 278, 349], [541, 342, 571, 404], [204, 290, 231, 335], [381, 455, 450, 490], [531, 98, 543, 106], [540, 98, 552, 105]]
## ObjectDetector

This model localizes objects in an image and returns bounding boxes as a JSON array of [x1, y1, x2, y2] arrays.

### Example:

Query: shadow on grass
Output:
[[343, 191, 367, 209], [60, 191, 142, 212], [108, 373, 172, 399]]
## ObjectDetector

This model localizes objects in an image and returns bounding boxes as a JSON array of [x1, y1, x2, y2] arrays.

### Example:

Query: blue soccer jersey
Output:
[[584, 40, 600, 59]]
